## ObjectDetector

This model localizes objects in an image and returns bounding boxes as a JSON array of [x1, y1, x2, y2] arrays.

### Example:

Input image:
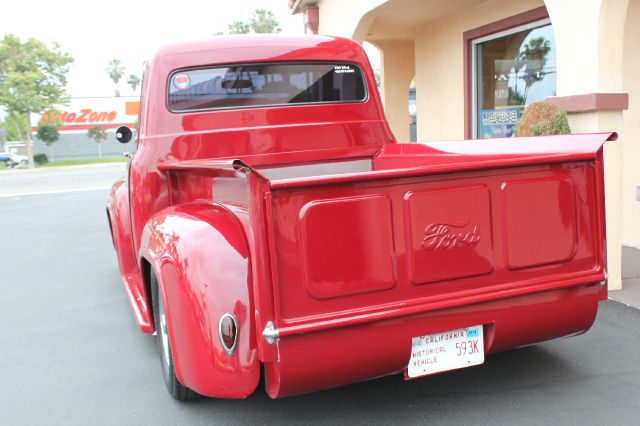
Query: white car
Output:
[[0, 152, 28, 168]]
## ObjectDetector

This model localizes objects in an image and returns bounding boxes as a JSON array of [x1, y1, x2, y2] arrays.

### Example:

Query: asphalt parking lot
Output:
[[1, 164, 640, 425]]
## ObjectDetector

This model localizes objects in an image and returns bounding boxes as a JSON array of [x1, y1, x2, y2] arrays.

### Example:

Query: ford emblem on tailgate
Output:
[[422, 222, 481, 251]]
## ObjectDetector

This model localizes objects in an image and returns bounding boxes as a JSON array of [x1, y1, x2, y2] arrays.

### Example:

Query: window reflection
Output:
[[475, 24, 556, 138]]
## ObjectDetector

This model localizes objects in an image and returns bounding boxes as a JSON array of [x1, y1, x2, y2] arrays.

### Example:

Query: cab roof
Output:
[[149, 35, 369, 71]]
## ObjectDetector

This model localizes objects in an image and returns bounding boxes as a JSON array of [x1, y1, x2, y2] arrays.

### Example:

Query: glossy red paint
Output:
[[267, 156, 605, 328], [269, 284, 598, 397], [139, 202, 259, 398], [106, 34, 613, 399], [298, 195, 397, 299], [107, 177, 153, 332]]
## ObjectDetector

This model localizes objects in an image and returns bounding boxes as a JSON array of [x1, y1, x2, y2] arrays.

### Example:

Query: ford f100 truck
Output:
[[107, 35, 614, 400]]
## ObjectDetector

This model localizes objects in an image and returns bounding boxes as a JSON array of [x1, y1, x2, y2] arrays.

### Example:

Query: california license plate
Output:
[[407, 325, 484, 378]]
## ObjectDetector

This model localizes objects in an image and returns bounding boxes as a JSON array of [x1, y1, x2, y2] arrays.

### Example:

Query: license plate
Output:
[[407, 325, 484, 378]]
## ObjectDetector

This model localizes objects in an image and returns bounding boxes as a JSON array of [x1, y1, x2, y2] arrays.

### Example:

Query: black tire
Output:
[[150, 269, 199, 401]]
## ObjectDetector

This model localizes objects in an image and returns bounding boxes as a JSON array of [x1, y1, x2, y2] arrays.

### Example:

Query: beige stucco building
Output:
[[289, 0, 638, 291]]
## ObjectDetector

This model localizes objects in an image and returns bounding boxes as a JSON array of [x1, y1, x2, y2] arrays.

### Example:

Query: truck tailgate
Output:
[[262, 134, 611, 332]]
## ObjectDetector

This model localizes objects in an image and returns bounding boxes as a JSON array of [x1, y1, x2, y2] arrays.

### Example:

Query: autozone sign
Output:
[[32, 97, 139, 133], [40, 109, 118, 125]]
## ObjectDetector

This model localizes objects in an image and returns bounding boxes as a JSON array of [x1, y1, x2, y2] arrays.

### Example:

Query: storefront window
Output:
[[473, 21, 556, 138]]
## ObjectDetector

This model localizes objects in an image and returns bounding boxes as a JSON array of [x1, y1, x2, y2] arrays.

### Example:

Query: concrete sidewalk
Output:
[[611, 245, 640, 308]]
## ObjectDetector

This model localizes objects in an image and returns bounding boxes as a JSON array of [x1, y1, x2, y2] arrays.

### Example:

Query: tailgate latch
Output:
[[262, 321, 279, 344], [600, 270, 609, 286]]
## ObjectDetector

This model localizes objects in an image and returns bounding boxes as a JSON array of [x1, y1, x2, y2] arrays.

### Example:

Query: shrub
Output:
[[515, 102, 571, 136], [34, 153, 48, 165]]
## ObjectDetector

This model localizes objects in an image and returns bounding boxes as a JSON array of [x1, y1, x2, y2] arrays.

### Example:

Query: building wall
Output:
[[544, 1, 604, 96], [32, 132, 129, 161], [317, 0, 387, 40], [413, 0, 544, 141], [371, 40, 415, 142], [622, 0, 640, 247]]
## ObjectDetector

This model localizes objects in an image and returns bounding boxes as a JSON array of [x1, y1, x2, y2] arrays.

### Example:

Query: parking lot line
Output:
[[0, 186, 112, 198]]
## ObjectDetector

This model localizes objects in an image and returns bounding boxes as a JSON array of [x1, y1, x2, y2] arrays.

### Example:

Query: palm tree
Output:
[[87, 124, 107, 158], [250, 9, 281, 33], [106, 59, 125, 97], [228, 21, 250, 34], [127, 74, 141, 92], [516, 37, 551, 103]]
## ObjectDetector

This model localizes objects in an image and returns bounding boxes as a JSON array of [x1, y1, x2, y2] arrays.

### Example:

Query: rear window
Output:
[[167, 62, 367, 112]]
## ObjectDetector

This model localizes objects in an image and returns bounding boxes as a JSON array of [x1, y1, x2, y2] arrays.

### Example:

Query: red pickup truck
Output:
[[107, 35, 614, 400]]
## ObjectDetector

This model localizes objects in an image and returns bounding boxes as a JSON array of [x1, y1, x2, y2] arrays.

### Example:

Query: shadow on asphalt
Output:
[[177, 336, 577, 423], [138, 301, 640, 424]]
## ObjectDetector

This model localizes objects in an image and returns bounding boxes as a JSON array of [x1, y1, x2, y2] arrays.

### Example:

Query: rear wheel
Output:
[[150, 269, 198, 400]]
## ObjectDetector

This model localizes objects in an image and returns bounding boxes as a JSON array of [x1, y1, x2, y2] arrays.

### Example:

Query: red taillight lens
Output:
[[218, 314, 238, 355]]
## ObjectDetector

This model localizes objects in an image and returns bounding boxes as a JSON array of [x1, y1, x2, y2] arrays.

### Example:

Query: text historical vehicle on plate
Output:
[[408, 325, 485, 378]]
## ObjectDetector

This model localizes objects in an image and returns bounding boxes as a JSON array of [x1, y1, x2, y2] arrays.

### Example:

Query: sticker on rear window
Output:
[[334, 65, 355, 74], [173, 74, 191, 90]]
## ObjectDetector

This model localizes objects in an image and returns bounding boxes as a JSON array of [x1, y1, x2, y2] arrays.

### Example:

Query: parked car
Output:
[[0, 151, 28, 168], [107, 35, 614, 401]]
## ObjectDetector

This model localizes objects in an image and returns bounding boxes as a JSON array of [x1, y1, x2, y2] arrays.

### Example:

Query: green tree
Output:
[[106, 59, 125, 97], [228, 20, 250, 34], [127, 74, 141, 92], [516, 37, 551, 103], [87, 124, 107, 158], [250, 9, 281, 33], [0, 33, 73, 167], [2, 113, 28, 141], [35, 120, 60, 160]]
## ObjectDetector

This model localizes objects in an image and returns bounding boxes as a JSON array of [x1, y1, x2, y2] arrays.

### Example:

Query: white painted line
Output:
[[0, 186, 112, 198], [0, 162, 127, 174]]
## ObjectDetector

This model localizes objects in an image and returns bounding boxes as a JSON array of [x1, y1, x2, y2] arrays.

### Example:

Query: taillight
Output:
[[218, 313, 238, 356]]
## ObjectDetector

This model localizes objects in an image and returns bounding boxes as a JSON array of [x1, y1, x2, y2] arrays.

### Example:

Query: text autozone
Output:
[[41, 109, 117, 125]]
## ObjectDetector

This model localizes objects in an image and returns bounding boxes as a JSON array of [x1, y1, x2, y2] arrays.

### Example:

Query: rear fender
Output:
[[139, 202, 259, 398]]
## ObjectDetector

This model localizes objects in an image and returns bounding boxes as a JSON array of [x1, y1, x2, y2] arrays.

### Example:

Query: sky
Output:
[[1, 0, 316, 98]]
